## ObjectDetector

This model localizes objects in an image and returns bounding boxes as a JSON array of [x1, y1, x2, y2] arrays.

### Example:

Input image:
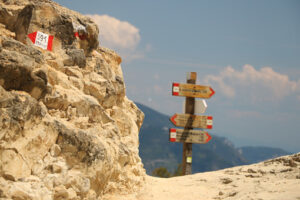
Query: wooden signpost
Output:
[[170, 72, 215, 175], [170, 114, 213, 129], [169, 128, 212, 144], [172, 83, 215, 98]]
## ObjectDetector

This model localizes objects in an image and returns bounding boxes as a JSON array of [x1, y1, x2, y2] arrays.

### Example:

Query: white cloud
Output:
[[204, 65, 300, 102], [87, 14, 140, 50], [86, 14, 143, 61]]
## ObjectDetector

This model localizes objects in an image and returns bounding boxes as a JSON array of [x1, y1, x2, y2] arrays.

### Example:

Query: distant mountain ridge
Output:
[[136, 102, 291, 174], [238, 146, 291, 163]]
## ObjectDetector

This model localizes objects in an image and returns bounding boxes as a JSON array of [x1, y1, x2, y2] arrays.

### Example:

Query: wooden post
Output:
[[182, 72, 196, 175]]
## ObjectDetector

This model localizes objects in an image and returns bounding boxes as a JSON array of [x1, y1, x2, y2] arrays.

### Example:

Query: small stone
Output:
[[245, 174, 260, 178], [31, 161, 45, 176], [219, 191, 224, 196], [3, 173, 15, 181], [52, 164, 62, 173], [289, 160, 297, 167], [24, 175, 40, 182], [280, 168, 292, 173], [292, 154, 300, 162], [54, 185, 69, 200], [221, 178, 233, 184], [229, 191, 238, 197], [67, 188, 77, 199], [247, 168, 257, 173], [50, 144, 61, 157]]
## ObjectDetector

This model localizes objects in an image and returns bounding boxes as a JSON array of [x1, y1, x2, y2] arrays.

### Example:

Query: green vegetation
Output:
[[152, 164, 183, 178], [152, 167, 171, 178]]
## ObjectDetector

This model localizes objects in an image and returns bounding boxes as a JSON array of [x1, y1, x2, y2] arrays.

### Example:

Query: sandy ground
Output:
[[106, 153, 300, 200], [141, 169, 299, 200]]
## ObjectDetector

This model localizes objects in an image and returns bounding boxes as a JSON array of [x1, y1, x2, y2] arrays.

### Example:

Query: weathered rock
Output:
[[0, 0, 145, 199], [2, 36, 44, 63], [54, 185, 69, 200], [0, 179, 53, 200], [50, 144, 61, 157], [65, 48, 86, 68], [0, 149, 31, 181], [0, 45, 48, 100]]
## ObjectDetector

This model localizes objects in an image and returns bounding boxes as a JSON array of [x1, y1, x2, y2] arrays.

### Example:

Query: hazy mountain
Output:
[[136, 103, 291, 175], [136, 103, 248, 174], [238, 146, 291, 164]]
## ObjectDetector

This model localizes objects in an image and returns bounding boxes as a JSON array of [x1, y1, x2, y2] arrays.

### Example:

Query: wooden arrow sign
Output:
[[172, 83, 215, 98], [170, 113, 213, 129], [169, 128, 212, 144]]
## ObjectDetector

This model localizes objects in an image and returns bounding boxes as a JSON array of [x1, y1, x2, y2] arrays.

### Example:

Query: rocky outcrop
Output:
[[0, 0, 145, 199]]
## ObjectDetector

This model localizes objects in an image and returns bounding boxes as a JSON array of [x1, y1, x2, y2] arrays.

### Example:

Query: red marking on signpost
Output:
[[206, 116, 213, 129], [169, 128, 177, 142], [170, 114, 177, 125], [206, 125, 212, 129], [172, 83, 180, 96], [205, 132, 212, 143], [209, 87, 215, 97]]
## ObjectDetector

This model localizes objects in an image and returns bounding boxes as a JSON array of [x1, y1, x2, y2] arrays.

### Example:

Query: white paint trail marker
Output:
[[28, 31, 54, 51]]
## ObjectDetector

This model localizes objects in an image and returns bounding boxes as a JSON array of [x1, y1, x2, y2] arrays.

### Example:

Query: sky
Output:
[[55, 0, 300, 152]]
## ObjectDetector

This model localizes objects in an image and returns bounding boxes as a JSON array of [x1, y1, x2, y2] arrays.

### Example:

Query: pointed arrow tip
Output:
[[209, 87, 215, 97], [170, 114, 177, 125], [27, 32, 37, 43], [206, 133, 212, 143]]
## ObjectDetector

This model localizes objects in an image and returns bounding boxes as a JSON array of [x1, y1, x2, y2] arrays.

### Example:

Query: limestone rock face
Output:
[[0, 0, 145, 199]]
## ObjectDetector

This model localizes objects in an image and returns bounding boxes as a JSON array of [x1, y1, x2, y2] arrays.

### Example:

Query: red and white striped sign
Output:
[[206, 116, 213, 129], [169, 128, 177, 142], [28, 31, 54, 51], [172, 83, 180, 96]]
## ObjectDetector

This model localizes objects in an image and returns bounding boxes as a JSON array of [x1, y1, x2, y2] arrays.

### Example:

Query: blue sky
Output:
[[56, 0, 300, 152]]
